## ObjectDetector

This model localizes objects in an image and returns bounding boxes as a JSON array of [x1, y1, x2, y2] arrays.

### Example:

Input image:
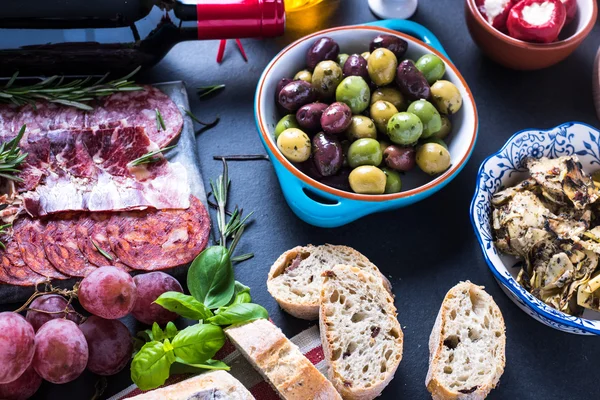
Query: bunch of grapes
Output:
[[0, 267, 183, 399]]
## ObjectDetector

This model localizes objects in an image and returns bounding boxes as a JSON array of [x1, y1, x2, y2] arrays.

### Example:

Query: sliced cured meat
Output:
[[75, 214, 129, 270], [13, 218, 67, 280], [11, 101, 89, 134], [107, 196, 210, 270], [17, 134, 51, 192], [0, 233, 46, 286], [47, 128, 97, 178], [89, 85, 183, 147], [43, 216, 96, 277]]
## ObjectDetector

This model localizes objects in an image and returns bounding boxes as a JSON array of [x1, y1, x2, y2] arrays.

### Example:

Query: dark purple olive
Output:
[[370, 35, 408, 59], [383, 145, 416, 171], [320, 102, 352, 135], [396, 60, 430, 101], [306, 37, 340, 70], [343, 54, 369, 81], [320, 169, 352, 192], [278, 80, 317, 112], [295, 157, 323, 180], [275, 78, 293, 101], [296, 103, 328, 132], [312, 132, 343, 177]]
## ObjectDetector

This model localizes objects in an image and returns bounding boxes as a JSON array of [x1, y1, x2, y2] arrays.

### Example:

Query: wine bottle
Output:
[[0, 0, 285, 75]]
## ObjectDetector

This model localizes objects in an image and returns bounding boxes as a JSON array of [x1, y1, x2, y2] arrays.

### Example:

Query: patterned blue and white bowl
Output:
[[470, 122, 600, 335]]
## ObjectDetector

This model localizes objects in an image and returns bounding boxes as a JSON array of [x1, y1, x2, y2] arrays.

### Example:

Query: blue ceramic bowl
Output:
[[255, 20, 478, 228], [471, 122, 600, 335]]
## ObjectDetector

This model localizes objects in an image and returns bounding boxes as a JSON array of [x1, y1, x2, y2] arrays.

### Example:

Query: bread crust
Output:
[[425, 281, 506, 400], [225, 319, 342, 400], [319, 265, 402, 400], [267, 244, 391, 320]]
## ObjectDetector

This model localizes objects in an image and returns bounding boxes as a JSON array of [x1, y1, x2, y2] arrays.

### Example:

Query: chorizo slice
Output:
[[14, 218, 67, 280], [43, 216, 97, 277]]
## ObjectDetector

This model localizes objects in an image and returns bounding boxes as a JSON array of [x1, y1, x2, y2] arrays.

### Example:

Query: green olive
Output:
[[335, 76, 371, 114], [382, 168, 402, 193], [274, 114, 300, 140], [430, 80, 462, 115], [387, 112, 423, 145], [415, 54, 446, 85], [346, 115, 377, 141], [370, 100, 399, 134], [407, 100, 442, 139], [312, 60, 343, 99], [277, 128, 311, 163], [367, 48, 398, 87], [371, 87, 405, 111], [349, 165, 386, 194], [432, 115, 452, 140], [294, 70, 313, 83], [347, 138, 382, 168], [420, 137, 448, 150], [416, 143, 451, 175], [337, 53, 350, 66], [361, 51, 371, 60]]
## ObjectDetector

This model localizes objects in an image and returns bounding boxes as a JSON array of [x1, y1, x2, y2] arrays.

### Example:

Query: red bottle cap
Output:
[[197, 0, 286, 40]]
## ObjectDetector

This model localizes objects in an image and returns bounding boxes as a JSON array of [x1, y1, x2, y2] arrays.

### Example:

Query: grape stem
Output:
[[13, 282, 82, 318]]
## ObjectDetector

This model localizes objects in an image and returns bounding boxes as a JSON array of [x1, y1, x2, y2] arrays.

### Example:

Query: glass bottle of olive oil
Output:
[[285, 0, 326, 11]]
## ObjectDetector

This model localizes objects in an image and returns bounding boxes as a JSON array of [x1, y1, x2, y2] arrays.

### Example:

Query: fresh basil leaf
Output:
[[171, 323, 225, 364], [151, 323, 164, 342], [130, 340, 176, 391], [165, 322, 178, 339], [132, 336, 146, 356], [207, 303, 268, 326], [155, 292, 214, 320], [215, 281, 252, 313], [187, 246, 235, 309], [137, 329, 153, 342], [170, 358, 230, 375]]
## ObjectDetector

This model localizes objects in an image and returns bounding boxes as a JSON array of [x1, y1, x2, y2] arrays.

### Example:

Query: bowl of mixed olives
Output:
[[255, 21, 478, 227]]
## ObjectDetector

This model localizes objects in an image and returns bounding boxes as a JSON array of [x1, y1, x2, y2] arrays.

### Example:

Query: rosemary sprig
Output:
[[198, 84, 225, 98], [0, 67, 143, 111], [0, 223, 11, 249], [0, 125, 28, 182], [183, 109, 219, 127], [128, 145, 176, 167], [155, 108, 166, 132], [92, 240, 113, 261]]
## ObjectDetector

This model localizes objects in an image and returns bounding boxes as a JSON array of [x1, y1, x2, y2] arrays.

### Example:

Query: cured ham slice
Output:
[[16, 134, 50, 193], [106, 196, 210, 270], [43, 216, 97, 277]]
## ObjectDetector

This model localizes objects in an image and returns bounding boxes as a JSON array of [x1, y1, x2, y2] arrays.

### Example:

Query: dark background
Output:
[[7, 0, 600, 398]]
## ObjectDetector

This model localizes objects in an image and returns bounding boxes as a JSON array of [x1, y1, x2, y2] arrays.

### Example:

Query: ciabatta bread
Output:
[[319, 265, 403, 400], [267, 244, 390, 320], [129, 370, 254, 400], [225, 319, 341, 400], [426, 281, 506, 400]]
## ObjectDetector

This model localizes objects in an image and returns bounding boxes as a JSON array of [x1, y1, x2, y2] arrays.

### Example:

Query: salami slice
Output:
[[75, 214, 130, 270], [43, 216, 97, 277], [0, 234, 46, 286], [13, 218, 68, 280], [107, 196, 210, 271]]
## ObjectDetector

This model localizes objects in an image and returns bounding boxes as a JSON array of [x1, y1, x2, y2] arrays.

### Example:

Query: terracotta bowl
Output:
[[465, 0, 598, 70]]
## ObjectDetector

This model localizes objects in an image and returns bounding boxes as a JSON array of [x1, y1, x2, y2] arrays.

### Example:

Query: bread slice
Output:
[[425, 281, 506, 400], [267, 244, 390, 320], [129, 370, 254, 399], [225, 319, 342, 400], [319, 265, 403, 400]]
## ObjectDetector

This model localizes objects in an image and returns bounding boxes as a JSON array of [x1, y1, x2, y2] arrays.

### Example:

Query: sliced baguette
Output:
[[267, 244, 390, 320], [225, 319, 342, 400], [319, 265, 403, 400], [129, 370, 254, 400], [426, 281, 506, 400]]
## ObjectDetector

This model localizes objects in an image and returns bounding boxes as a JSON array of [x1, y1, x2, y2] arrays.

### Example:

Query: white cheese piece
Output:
[[522, 1, 555, 25], [483, 0, 512, 21]]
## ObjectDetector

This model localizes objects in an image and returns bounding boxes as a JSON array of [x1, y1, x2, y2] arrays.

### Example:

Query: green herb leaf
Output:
[[197, 84, 225, 98], [187, 246, 234, 309], [171, 324, 225, 364], [154, 292, 214, 320], [130, 340, 176, 391], [151, 323, 164, 342], [207, 303, 268, 326], [183, 109, 219, 127], [0, 125, 28, 183], [170, 358, 230, 375], [91, 240, 113, 261], [231, 281, 251, 305], [128, 145, 176, 167], [231, 253, 254, 263], [138, 329, 153, 342], [155, 108, 166, 131], [165, 322, 178, 339]]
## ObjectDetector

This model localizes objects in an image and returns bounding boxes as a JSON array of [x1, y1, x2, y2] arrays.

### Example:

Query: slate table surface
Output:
[[5, 0, 600, 398]]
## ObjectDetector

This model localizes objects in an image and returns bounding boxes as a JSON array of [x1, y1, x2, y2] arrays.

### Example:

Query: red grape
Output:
[[0, 313, 35, 384], [33, 319, 88, 384], [78, 266, 137, 319], [0, 365, 42, 400], [132, 272, 183, 325], [80, 316, 132, 376], [26, 294, 82, 331]]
